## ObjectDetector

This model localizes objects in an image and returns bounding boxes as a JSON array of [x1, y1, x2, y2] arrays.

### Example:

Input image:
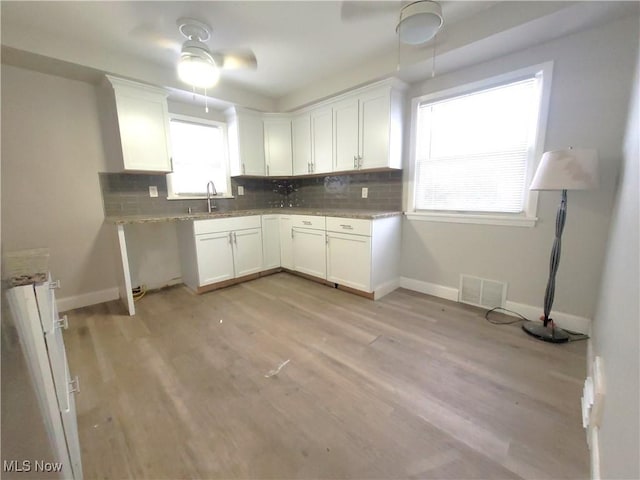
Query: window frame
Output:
[[406, 61, 554, 227], [166, 113, 233, 200]]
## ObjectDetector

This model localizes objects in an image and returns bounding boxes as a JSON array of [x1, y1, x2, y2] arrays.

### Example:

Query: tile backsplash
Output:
[[100, 170, 402, 217]]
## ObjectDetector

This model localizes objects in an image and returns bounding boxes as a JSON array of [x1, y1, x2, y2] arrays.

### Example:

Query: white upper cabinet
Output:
[[359, 88, 395, 169], [263, 117, 293, 176], [292, 113, 312, 175], [100, 75, 172, 173], [311, 106, 334, 174], [226, 107, 265, 176], [332, 83, 404, 172], [333, 97, 360, 172], [222, 79, 404, 178]]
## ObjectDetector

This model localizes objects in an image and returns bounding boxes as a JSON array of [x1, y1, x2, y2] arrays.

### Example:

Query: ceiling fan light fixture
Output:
[[178, 42, 220, 88], [396, 0, 443, 45]]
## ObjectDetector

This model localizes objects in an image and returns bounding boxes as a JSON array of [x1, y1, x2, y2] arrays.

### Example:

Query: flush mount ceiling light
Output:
[[396, 0, 444, 45], [177, 19, 220, 88]]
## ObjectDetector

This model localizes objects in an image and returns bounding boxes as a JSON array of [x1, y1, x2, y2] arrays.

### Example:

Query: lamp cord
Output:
[[485, 306, 589, 342]]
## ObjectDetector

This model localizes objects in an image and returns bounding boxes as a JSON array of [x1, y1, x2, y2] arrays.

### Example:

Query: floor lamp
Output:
[[523, 148, 599, 343]]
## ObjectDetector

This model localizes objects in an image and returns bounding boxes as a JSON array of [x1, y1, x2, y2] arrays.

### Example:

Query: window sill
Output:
[[404, 211, 537, 227], [167, 195, 235, 201]]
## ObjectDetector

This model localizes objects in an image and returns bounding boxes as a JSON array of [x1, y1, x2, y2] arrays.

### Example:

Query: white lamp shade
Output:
[[530, 148, 599, 191], [396, 1, 443, 45]]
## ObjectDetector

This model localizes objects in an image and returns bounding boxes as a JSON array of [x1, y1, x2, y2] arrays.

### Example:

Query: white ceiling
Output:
[[1, 1, 637, 111]]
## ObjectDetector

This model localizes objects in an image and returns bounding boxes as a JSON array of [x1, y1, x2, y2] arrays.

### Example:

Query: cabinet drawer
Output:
[[194, 215, 261, 235], [326, 217, 371, 236], [291, 215, 326, 230]]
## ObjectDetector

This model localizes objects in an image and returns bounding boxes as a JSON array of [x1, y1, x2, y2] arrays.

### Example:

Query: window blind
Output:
[[169, 120, 227, 195], [414, 78, 539, 213]]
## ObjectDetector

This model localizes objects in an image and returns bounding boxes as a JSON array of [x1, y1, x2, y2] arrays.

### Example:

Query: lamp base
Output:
[[522, 321, 570, 343]]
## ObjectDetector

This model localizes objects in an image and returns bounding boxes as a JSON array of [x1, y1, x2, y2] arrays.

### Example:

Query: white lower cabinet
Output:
[[291, 215, 327, 279], [179, 213, 400, 299], [325, 216, 401, 298], [279, 215, 294, 269], [292, 227, 327, 279], [261, 215, 281, 270], [178, 216, 263, 291], [196, 232, 235, 285], [233, 228, 264, 277], [326, 232, 372, 292], [6, 279, 83, 479]]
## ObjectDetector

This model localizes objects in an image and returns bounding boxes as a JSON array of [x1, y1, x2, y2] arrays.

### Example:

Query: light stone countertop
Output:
[[105, 208, 403, 225]]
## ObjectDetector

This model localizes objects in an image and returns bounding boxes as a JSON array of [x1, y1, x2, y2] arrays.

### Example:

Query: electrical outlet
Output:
[[361, 187, 368, 198], [149, 186, 158, 198], [238, 186, 245, 196]]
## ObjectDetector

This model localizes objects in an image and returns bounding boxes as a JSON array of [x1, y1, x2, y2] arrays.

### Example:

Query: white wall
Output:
[[590, 49, 639, 479], [1, 65, 118, 308], [401, 16, 639, 322]]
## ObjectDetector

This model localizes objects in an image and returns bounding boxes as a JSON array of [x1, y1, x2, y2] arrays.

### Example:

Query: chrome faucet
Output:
[[206, 181, 217, 213]]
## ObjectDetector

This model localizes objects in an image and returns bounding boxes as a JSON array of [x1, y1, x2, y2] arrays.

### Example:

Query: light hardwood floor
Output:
[[64, 273, 589, 479]]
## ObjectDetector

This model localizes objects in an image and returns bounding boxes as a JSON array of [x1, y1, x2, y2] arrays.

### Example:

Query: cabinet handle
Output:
[[353, 155, 357, 168], [68, 376, 80, 395], [307, 162, 311, 173], [49, 280, 61, 290], [267, 164, 270, 176], [358, 155, 363, 169], [291, 228, 294, 238], [228, 232, 233, 244], [233, 232, 237, 245], [303, 220, 312, 225], [326, 234, 329, 245], [242, 163, 246, 174], [55, 315, 68, 331], [170, 157, 174, 172], [339, 224, 354, 230], [311, 162, 315, 173]]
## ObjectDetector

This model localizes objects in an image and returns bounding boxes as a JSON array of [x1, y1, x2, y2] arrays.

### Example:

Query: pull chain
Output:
[[396, 28, 401, 72], [431, 34, 437, 78]]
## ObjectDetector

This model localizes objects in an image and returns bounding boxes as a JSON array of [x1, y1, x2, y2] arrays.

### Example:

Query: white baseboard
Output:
[[374, 278, 401, 300], [399, 276, 591, 334], [399, 277, 459, 302], [57, 287, 119, 313]]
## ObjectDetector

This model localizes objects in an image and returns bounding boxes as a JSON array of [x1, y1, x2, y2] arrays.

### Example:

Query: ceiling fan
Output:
[[176, 17, 257, 89]]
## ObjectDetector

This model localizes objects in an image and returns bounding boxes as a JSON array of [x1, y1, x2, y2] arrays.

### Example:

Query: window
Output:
[[167, 115, 230, 198], [409, 63, 552, 226]]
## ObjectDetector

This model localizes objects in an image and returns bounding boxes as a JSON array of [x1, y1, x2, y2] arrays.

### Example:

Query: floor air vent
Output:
[[459, 275, 507, 309]]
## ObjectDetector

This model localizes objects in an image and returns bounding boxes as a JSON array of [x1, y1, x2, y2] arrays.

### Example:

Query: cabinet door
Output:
[[233, 228, 264, 277], [196, 232, 235, 285], [292, 227, 327, 279], [114, 90, 172, 172], [279, 216, 294, 269], [261, 216, 281, 270], [264, 119, 293, 176], [326, 233, 372, 292], [34, 283, 83, 479], [292, 114, 312, 175], [311, 106, 334, 174], [359, 89, 391, 169], [333, 97, 360, 172], [239, 113, 266, 176]]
